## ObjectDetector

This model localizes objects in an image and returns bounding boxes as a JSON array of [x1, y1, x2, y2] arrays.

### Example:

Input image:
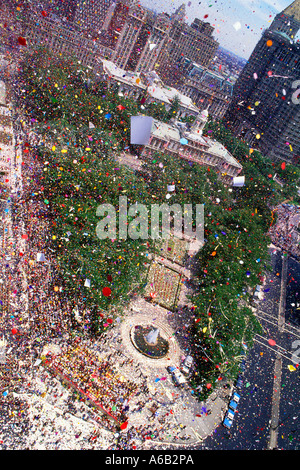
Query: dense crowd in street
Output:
[[269, 204, 300, 259], [45, 341, 139, 424]]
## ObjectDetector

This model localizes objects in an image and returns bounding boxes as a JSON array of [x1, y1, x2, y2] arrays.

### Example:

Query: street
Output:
[[200, 248, 300, 450]]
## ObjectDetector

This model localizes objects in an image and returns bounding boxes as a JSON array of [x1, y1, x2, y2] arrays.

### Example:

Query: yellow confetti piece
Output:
[[288, 365, 296, 371], [52, 146, 56, 151]]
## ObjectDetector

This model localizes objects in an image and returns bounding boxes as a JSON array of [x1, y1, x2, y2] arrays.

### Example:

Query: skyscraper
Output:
[[74, 0, 115, 33], [225, 0, 300, 163], [113, 2, 148, 69]]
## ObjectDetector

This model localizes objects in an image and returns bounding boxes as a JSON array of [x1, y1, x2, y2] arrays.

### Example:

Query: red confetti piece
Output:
[[18, 37, 27, 46], [102, 287, 111, 297]]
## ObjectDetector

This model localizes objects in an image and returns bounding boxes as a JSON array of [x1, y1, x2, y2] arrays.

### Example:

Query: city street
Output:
[[200, 248, 300, 450]]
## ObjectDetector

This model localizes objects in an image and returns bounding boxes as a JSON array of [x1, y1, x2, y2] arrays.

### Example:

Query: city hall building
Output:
[[141, 108, 243, 185]]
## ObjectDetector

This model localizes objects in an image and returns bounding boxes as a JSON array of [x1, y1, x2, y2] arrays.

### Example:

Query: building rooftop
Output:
[[283, 0, 300, 22], [151, 119, 181, 142], [150, 118, 242, 169], [101, 59, 145, 89], [206, 140, 243, 168], [100, 59, 199, 113]]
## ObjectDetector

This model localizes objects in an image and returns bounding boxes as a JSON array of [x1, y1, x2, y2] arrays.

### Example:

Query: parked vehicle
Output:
[[172, 369, 186, 387], [223, 409, 235, 429], [229, 392, 241, 411], [240, 358, 246, 373], [166, 365, 177, 374], [166, 365, 186, 386], [235, 375, 243, 389], [181, 355, 193, 375]]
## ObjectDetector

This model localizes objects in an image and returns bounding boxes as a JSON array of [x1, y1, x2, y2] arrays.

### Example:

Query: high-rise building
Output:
[[155, 15, 219, 86], [127, 12, 171, 73], [102, 0, 134, 42], [112, 3, 170, 73], [225, 0, 300, 163], [179, 61, 234, 120], [74, 0, 115, 33], [171, 3, 186, 23], [113, 2, 148, 69], [163, 17, 219, 68]]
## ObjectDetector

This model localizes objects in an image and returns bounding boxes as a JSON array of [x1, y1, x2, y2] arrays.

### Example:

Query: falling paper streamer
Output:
[[232, 176, 245, 187], [233, 21, 241, 31], [130, 116, 153, 145], [84, 279, 91, 288]]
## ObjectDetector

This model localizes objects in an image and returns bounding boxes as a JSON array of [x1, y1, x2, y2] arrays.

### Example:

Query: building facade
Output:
[[23, 11, 115, 70], [98, 58, 199, 118], [178, 61, 234, 120], [161, 18, 219, 69], [74, 0, 115, 33], [225, 0, 300, 164], [141, 108, 243, 185]]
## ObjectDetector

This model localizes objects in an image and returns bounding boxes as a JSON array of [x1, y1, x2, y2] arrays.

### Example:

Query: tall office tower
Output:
[[36, 0, 78, 21], [171, 3, 186, 22], [113, 3, 148, 69], [103, 0, 136, 47], [270, 0, 300, 39], [166, 18, 219, 67], [156, 16, 219, 86], [225, 0, 300, 163], [128, 13, 171, 73], [74, 0, 115, 33]]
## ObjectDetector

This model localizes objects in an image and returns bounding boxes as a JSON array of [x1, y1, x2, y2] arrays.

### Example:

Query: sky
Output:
[[139, 0, 298, 59]]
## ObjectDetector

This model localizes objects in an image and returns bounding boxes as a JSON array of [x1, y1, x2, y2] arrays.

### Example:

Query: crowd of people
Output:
[[0, 79, 227, 450], [269, 203, 300, 259], [45, 341, 139, 424]]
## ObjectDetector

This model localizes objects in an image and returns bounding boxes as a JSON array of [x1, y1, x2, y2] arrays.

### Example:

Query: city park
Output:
[[16, 47, 300, 402]]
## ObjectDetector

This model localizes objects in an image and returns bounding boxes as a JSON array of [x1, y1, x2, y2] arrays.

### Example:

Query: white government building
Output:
[[141, 108, 243, 185]]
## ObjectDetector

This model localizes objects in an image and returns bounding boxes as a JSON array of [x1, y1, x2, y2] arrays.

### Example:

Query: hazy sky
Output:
[[139, 0, 297, 59]]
